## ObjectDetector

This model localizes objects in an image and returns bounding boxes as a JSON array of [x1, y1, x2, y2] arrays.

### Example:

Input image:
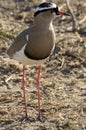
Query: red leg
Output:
[[36, 65, 42, 121], [22, 66, 28, 119]]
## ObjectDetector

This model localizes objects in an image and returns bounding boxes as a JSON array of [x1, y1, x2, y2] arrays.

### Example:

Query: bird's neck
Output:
[[34, 16, 54, 30]]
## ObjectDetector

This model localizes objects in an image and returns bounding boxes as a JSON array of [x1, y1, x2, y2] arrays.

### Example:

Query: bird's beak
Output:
[[57, 11, 70, 16]]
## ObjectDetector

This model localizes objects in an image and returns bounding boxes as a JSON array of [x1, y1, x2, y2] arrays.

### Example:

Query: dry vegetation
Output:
[[0, 0, 86, 130]]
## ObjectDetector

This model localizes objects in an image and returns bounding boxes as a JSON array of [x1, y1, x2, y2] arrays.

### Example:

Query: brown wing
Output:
[[7, 28, 30, 58]]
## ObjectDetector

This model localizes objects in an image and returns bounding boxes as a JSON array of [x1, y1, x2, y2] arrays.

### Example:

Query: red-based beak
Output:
[[57, 11, 70, 16]]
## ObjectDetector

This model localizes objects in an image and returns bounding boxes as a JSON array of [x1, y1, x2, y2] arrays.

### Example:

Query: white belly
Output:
[[13, 45, 45, 65]]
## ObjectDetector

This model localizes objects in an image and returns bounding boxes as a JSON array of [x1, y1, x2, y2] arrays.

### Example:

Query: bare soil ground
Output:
[[0, 0, 86, 130]]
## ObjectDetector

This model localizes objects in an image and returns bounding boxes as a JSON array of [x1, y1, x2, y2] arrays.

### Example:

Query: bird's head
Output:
[[34, 2, 70, 21]]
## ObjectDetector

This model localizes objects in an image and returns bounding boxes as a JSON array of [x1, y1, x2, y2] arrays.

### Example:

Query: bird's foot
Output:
[[20, 114, 35, 122], [36, 113, 44, 122], [25, 114, 36, 122]]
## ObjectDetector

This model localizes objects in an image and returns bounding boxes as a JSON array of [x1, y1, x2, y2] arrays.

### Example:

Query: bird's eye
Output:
[[50, 10, 54, 13]]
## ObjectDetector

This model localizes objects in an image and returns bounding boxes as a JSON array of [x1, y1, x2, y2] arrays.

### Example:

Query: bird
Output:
[[7, 2, 70, 121]]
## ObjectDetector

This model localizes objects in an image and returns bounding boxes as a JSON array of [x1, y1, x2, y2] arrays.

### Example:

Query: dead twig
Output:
[[67, 16, 86, 30], [79, 16, 86, 25], [65, 0, 79, 32], [65, 0, 84, 42]]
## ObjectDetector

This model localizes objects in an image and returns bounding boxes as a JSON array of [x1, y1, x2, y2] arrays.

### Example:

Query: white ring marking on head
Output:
[[35, 3, 57, 13]]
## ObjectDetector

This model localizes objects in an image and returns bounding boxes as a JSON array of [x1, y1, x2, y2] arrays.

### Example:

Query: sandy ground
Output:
[[0, 0, 86, 130]]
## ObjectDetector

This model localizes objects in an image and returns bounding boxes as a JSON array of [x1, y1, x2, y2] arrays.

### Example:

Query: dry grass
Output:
[[0, 0, 86, 129]]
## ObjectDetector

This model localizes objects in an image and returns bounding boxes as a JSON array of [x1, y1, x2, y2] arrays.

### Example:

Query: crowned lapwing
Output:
[[7, 2, 70, 121]]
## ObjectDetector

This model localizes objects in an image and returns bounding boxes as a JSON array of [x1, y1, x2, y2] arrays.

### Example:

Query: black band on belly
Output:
[[24, 50, 49, 60]]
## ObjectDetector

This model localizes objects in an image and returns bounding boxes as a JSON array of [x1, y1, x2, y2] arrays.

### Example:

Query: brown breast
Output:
[[25, 27, 56, 60]]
